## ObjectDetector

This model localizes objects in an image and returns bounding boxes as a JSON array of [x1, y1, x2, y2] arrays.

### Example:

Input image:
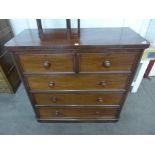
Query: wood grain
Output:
[[18, 53, 74, 73], [37, 106, 119, 119], [5, 27, 150, 122], [32, 92, 124, 105], [79, 51, 140, 72], [26, 74, 130, 91], [5, 28, 150, 49]]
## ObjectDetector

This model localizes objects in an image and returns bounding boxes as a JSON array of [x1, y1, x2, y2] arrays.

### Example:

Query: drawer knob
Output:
[[99, 81, 107, 87], [51, 97, 58, 103], [96, 111, 100, 114], [43, 60, 51, 68], [55, 110, 61, 116], [48, 81, 55, 87], [97, 98, 104, 103], [104, 60, 111, 67]]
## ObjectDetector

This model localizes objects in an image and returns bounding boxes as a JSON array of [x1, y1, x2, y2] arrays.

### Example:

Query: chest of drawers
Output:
[[5, 27, 149, 122]]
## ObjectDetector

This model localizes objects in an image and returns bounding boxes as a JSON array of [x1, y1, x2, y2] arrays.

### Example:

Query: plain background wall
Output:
[[9, 19, 155, 76]]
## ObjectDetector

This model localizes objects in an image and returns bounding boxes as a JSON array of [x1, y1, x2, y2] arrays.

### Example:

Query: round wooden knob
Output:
[[55, 111, 60, 116], [99, 81, 107, 87], [51, 97, 58, 103], [104, 60, 111, 67], [48, 81, 55, 87], [43, 60, 51, 68], [97, 98, 104, 103], [96, 111, 100, 114]]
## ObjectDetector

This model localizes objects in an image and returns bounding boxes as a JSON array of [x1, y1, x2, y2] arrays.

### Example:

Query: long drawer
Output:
[[37, 107, 119, 119], [79, 51, 139, 72], [32, 92, 124, 105], [26, 74, 130, 91], [18, 53, 74, 73]]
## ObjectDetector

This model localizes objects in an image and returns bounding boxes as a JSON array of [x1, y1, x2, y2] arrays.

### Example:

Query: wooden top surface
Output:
[[5, 27, 150, 50]]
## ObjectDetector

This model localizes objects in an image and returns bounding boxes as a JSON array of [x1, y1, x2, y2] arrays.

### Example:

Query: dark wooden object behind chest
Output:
[[0, 19, 20, 93], [5, 19, 149, 122]]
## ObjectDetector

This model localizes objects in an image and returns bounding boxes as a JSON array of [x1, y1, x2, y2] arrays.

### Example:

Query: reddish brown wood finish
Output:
[[32, 92, 124, 105], [18, 53, 74, 73], [37, 106, 119, 119], [144, 60, 155, 78], [26, 74, 130, 91], [5, 27, 150, 122], [5, 28, 149, 49], [79, 51, 140, 72]]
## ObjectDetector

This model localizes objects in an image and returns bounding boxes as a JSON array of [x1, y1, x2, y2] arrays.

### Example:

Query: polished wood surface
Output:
[[18, 53, 74, 73], [79, 51, 140, 72], [26, 74, 130, 91], [33, 92, 124, 105], [5, 28, 149, 49], [5, 27, 150, 122], [37, 106, 119, 119]]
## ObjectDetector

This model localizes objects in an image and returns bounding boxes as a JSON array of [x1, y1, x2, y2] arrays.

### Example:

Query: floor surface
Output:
[[0, 78, 155, 135]]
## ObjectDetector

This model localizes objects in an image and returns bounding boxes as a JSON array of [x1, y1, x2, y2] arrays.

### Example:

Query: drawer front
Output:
[[18, 53, 74, 73], [37, 107, 119, 119], [79, 52, 139, 72], [33, 92, 124, 105], [26, 74, 130, 91]]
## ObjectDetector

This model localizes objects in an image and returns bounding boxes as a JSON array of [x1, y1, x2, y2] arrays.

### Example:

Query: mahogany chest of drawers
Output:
[[5, 27, 149, 122]]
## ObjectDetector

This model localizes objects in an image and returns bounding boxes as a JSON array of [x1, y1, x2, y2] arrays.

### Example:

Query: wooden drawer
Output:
[[33, 92, 124, 105], [79, 51, 139, 72], [37, 107, 119, 119], [18, 53, 74, 73], [26, 74, 130, 91]]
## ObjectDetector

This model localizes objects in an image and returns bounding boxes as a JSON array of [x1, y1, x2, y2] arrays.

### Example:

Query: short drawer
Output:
[[26, 74, 130, 91], [18, 53, 74, 73], [33, 92, 124, 105], [37, 107, 119, 119], [79, 51, 139, 72]]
